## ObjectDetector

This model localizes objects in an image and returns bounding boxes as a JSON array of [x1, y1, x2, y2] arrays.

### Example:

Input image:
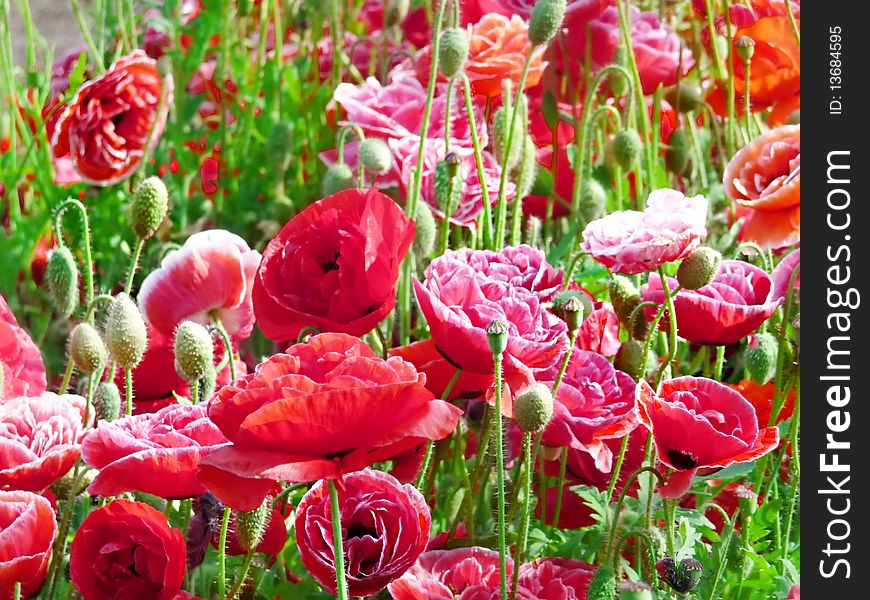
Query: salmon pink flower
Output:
[[296, 470, 430, 597], [138, 230, 260, 341], [0, 295, 46, 402], [464, 13, 547, 97], [641, 259, 780, 345], [637, 376, 779, 497], [50, 50, 173, 186], [581, 189, 708, 275], [81, 403, 228, 499], [0, 490, 56, 598], [197, 333, 461, 510]]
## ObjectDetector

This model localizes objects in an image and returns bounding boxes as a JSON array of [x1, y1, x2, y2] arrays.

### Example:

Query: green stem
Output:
[[654, 266, 679, 387], [664, 497, 676, 556], [124, 368, 133, 416], [59, 357, 75, 395], [438, 168, 458, 254], [606, 434, 631, 501], [226, 543, 257, 600], [54, 199, 96, 321], [608, 466, 665, 560], [743, 57, 753, 139], [329, 480, 350, 600], [460, 74, 495, 248], [124, 239, 145, 295], [707, 508, 739, 600], [712, 345, 725, 380], [493, 352, 508, 599], [552, 329, 578, 396], [191, 378, 200, 404], [217, 506, 231, 600], [12, 582, 20, 600], [510, 432, 533, 600], [71, 0, 105, 71], [211, 318, 237, 382], [551, 446, 569, 526]]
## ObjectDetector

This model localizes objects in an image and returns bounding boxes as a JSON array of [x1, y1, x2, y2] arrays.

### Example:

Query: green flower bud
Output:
[[491, 98, 527, 170], [608, 275, 641, 325], [438, 27, 469, 78], [174, 321, 215, 383], [618, 582, 653, 600], [614, 339, 645, 380], [514, 134, 539, 199], [69, 323, 108, 375], [608, 47, 630, 97], [130, 176, 169, 240], [486, 320, 509, 356], [613, 129, 643, 171], [413, 201, 437, 260], [746, 332, 778, 384], [587, 564, 617, 600], [677, 247, 722, 290], [322, 163, 355, 196], [665, 129, 692, 177], [434, 155, 461, 214], [515, 383, 555, 432], [46, 246, 79, 318], [529, 0, 567, 46], [666, 85, 703, 114], [541, 89, 559, 132], [105, 293, 147, 369], [94, 382, 122, 422], [579, 179, 607, 224], [384, 0, 410, 27], [358, 138, 393, 175], [266, 121, 293, 172], [735, 36, 755, 62], [51, 467, 96, 500], [236, 501, 270, 551]]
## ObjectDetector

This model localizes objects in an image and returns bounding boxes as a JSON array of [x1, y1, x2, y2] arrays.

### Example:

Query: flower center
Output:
[[667, 448, 699, 470]]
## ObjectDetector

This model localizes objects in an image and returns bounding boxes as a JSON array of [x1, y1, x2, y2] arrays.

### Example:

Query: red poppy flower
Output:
[[723, 125, 800, 249], [0, 295, 46, 402], [727, 379, 795, 428], [138, 229, 261, 341], [197, 333, 461, 510], [0, 393, 88, 491], [0, 490, 56, 598], [413, 249, 569, 401], [637, 376, 779, 497], [641, 259, 780, 345], [389, 339, 493, 402], [81, 403, 229, 499], [70, 499, 186, 600], [515, 557, 595, 599], [253, 188, 415, 342], [464, 14, 547, 97], [540, 349, 639, 472], [296, 470, 430, 597], [50, 50, 173, 186], [388, 546, 512, 599]]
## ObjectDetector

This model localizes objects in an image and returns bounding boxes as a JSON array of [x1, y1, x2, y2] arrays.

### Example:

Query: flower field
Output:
[[0, 1, 800, 599]]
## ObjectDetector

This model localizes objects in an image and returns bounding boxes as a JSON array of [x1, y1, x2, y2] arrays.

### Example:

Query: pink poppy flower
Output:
[[581, 189, 708, 275], [515, 557, 596, 599], [641, 259, 780, 345], [771, 248, 800, 301], [81, 403, 229, 499], [0, 296, 46, 402], [0, 393, 89, 491], [469, 0, 610, 29], [388, 547, 512, 600], [0, 490, 56, 598], [576, 303, 621, 357], [138, 229, 261, 341]]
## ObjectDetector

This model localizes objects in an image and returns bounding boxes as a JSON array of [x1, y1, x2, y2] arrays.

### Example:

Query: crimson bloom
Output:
[[0, 295, 46, 402], [0, 393, 88, 492], [388, 546, 511, 599], [197, 333, 461, 510], [389, 339, 492, 403], [70, 499, 186, 600], [50, 50, 173, 186], [253, 188, 415, 342], [641, 259, 780, 345], [581, 189, 708, 275], [296, 470, 430, 596], [637, 376, 779, 497], [81, 403, 228, 499], [0, 490, 56, 599], [138, 229, 261, 341]]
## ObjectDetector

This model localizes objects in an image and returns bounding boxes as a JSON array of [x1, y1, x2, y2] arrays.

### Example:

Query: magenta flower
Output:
[[1, 295, 46, 402], [581, 189, 707, 275], [515, 558, 596, 599], [388, 547, 512, 600], [138, 229, 261, 341]]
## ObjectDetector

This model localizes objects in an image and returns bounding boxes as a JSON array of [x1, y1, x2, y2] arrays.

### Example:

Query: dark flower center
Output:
[[347, 522, 378, 540], [667, 449, 699, 470], [322, 250, 341, 272]]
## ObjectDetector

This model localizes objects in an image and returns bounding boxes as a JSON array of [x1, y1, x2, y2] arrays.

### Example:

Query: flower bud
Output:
[[541, 89, 559, 132], [492, 98, 527, 170], [358, 138, 392, 175], [236, 501, 270, 551], [578, 179, 606, 224], [614, 339, 645, 380], [434, 156, 461, 213], [666, 85, 703, 114], [613, 128, 643, 171], [619, 582, 653, 600], [608, 275, 641, 325], [486, 320, 509, 356], [438, 27, 469, 78], [46, 246, 79, 318], [552, 290, 593, 327], [735, 36, 755, 62], [322, 163, 354, 196], [94, 382, 122, 422], [608, 46, 630, 97], [656, 557, 703, 594], [174, 321, 215, 383], [130, 177, 169, 240], [384, 0, 410, 27], [69, 323, 108, 375], [514, 134, 539, 199], [746, 332, 778, 384], [529, 0, 567, 46], [413, 201, 437, 259], [105, 293, 147, 369], [266, 121, 293, 172], [515, 383, 554, 432], [587, 564, 617, 600], [665, 128, 692, 177], [677, 247, 722, 290]]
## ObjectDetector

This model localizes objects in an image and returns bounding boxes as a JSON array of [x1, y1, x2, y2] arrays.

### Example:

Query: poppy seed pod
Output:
[[515, 383, 554, 432], [130, 176, 169, 240], [486, 320, 509, 356], [358, 138, 393, 175], [614, 339, 645, 380], [94, 382, 122, 422], [46, 246, 79, 318], [656, 557, 704, 594], [174, 321, 214, 383], [105, 293, 147, 369], [587, 564, 617, 600], [69, 322, 108, 375], [666, 129, 692, 176], [438, 28, 469, 78], [677, 247, 722, 290], [746, 332, 778, 384], [266, 121, 293, 172], [528, 0, 567, 46], [613, 128, 643, 171], [413, 201, 436, 259], [321, 163, 355, 196], [735, 36, 756, 62], [236, 501, 270, 551], [551, 290, 593, 328]]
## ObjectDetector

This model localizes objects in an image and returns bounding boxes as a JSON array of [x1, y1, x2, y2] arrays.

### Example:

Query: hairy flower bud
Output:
[[266, 121, 293, 172], [413, 201, 436, 259], [384, 0, 410, 27], [613, 129, 643, 171], [491, 98, 527, 170], [174, 321, 215, 383], [237, 501, 270, 552], [69, 323, 108, 375], [579, 179, 607, 224], [608, 46, 630, 97], [46, 246, 79, 318], [322, 163, 354, 196], [515, 383, 554, 432], [587, 564, 617, 600], [666, 86, 703, 114], [746, 332, 778, 384], [529, 0, 567, 46], [358, 138, 393, 175], [438, 27, 469, 78], [514, 134, 539, 199], [130, 176, 169, 240], [619, 581, 653, 600], [94, 382, 122, 422], [614, 339, 645, 380], [665, 128, 692, 177], [677, 247, 722, 290], [105, 293, 147, 369], [608, 275, 641, 325]]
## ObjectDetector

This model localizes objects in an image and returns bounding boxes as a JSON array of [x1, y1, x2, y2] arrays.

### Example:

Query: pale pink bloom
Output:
[[0, 296, 46, 402], [138, 230, 261, 341], [0, 393, 89, 491], [581, 189, 708, 275]]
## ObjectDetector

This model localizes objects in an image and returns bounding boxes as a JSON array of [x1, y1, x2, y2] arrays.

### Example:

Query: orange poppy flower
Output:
[[465, 14, 547, 97], [727, 379, 795, 428]]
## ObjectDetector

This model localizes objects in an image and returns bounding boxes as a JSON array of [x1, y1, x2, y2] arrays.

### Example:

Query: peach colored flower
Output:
[[465, 14, 547, 97]]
